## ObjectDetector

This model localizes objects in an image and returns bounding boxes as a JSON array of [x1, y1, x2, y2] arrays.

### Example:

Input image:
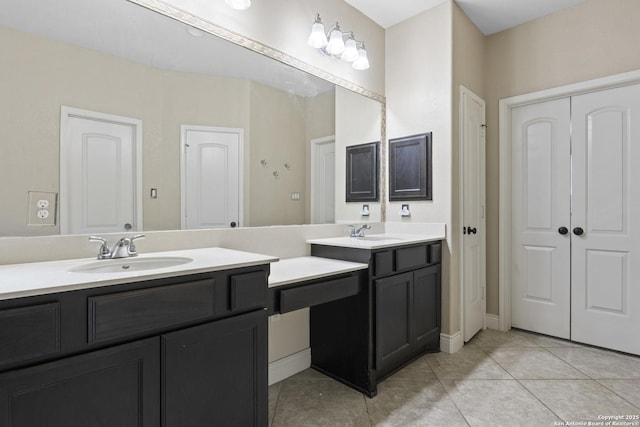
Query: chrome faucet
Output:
[[89, 234, 145, 259], [348, 224, 371, 238]]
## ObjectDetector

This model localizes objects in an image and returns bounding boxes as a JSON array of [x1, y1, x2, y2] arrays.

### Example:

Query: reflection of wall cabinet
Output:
[[0, 266, 270, 426], [310, 241, 441, 397]]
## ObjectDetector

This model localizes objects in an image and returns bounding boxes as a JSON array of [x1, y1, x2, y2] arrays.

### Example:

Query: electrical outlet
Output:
[[28, 191, 57, 226]]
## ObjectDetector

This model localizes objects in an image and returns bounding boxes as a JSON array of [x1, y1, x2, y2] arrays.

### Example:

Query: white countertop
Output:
[[268, 256, 368, 288], [306, 233, 445, 249], [0, 247, 278, 300]]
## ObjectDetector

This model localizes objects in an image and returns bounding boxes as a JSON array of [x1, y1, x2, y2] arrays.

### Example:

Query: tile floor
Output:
[[268, 329, 640, 426]]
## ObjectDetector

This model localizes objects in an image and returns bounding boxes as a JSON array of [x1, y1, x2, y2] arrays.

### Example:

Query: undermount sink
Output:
[[68, 256, 193, 274]]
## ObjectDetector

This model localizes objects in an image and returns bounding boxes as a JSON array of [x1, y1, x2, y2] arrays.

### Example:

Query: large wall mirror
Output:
[[0, 0, 383, 237]]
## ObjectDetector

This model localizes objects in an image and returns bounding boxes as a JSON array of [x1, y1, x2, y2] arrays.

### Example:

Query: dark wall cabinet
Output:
[[0, 265, 270, 427], [310, 241, 441, 397]]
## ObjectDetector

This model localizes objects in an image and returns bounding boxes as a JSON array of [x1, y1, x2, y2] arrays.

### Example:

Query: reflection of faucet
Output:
[[89, 234, 145, 259], [348, 224, 371, 238]]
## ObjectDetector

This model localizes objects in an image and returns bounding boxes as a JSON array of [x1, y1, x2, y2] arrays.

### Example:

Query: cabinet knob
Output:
[[573, 227, 584, 236], [558, 226, 569, 235]]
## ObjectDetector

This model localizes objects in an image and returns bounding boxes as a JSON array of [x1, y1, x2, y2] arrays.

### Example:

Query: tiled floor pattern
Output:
[[269, 329, 640, 426]]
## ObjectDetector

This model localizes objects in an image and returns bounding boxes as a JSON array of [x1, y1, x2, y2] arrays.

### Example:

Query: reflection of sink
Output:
[[356, 236, 403, 242], [68, 257, 193, 273]]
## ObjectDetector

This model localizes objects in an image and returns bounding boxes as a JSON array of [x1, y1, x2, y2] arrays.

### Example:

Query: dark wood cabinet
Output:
[[0, 264, 270, 427], [163, 309, 267, 427], [375, 272, 413, 377], [0, 338, 160, 427], [310, 241, 441, 396], [375, 265, 441, 379]]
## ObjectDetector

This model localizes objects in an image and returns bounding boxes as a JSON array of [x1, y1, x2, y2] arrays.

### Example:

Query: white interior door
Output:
[[460, 86, 487, 342], [511, 98, 572, 339], [181, 125, 241, 229], [60, 107, 142, 235], [570, 84, 640, 354], [310, 136, 335, 224]]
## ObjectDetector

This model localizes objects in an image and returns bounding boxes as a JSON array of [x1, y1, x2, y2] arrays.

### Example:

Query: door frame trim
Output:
[[179, 125, 244, 229], [498, 69, 640, 332], [459, 85, 486, 342], [310, 135, 335, 224], [59, 106, 143, 234]]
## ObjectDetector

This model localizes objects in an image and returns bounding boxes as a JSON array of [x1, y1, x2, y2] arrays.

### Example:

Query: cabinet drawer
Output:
[[0, 303, 60, 367], [395, 245, 427, 271], [279, 276, 359, 314], [429, 243, 441, 264], [230, 271, 267, 312], [374, 251, 394, 276], [88, 279, 216, 343]]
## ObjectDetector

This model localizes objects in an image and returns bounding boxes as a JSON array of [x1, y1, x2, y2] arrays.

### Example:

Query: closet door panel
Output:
[[571, 83, 640, 355], [511, 98, 571, 339]]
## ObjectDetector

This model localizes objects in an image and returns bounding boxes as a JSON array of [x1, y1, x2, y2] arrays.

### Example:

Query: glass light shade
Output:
[[325, 28, 345, 55], [341, 38, 358, 62], [225, 0, 251, 10], [352, 47, 370, 70], [307, 22, 327, 48]]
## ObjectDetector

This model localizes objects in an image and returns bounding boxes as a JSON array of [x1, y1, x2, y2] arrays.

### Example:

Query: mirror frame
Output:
[[129, 0, 388, 222]]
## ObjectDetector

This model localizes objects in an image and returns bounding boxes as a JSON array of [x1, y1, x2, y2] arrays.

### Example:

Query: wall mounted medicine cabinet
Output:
[[389, 132, 432, 201]]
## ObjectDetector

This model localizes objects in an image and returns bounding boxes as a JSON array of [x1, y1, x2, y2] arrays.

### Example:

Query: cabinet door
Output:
[[413, 265, 441, 351], [0, 337, 160, 427], [162, 309, 268, 427], [375, 272, 413, 377]]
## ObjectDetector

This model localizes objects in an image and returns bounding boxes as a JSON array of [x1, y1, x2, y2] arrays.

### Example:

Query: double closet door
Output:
[[511, 83, 640, 355]]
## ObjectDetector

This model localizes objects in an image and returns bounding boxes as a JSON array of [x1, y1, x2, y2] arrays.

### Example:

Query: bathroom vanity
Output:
[[306, 234, 443, 397], [0, 248, 276, 427]]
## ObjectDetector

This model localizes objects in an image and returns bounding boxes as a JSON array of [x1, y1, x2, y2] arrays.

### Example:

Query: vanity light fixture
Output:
[[225, 0, 251, 11], [307, 13, 370, 70]]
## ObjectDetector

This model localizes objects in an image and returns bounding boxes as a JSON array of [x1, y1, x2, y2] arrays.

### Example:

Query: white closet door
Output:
[[571, 84, 640, 354], [511, 98, 571, 339], [182, 126, 241, 229]]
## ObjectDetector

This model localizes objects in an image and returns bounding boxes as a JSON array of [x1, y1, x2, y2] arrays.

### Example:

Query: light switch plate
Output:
[[28, 191, 57, 226]]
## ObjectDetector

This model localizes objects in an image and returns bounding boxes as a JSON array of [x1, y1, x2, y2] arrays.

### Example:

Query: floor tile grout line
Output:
[[595, 380, 640, 411], [516, 377, 570, 423], [433, 373, 473, 427]]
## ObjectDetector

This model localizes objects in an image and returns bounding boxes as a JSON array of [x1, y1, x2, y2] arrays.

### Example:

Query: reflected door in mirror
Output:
[[60, 107, 142, 235], [181, 126, 242, 229]]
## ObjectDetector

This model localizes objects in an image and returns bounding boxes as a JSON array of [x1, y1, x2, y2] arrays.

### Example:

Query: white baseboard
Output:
[[485, 314, 500, 330], [268, 348, 311, 385], [440, 331, 463, 353]]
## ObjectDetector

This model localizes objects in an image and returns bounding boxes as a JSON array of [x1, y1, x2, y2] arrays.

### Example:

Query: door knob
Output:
[[558, 226, 569, 235], [466, 227, 477, 235], [573, 227, 584, 236]]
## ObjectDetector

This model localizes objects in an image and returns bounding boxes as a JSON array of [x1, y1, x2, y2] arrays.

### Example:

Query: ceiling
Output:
[[344, 0, 590, 34]]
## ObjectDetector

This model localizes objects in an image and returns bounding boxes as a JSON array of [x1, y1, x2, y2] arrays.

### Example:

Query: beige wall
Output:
[[157, 0, 385, 96], [385, 1, 454, 333], [0, 26, 336, 236], [484, 0, 640, 315], [249, 82, 307, 226]]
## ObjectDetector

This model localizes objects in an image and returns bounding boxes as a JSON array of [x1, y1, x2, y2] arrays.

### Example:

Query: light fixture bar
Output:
[[307, 13, 370, 70]]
